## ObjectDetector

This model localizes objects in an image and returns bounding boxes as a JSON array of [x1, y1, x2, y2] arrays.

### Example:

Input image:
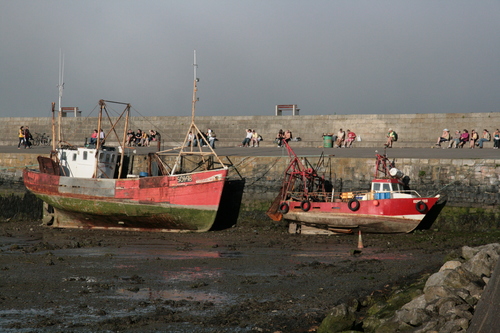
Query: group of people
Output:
[[187, 129, 217, 148], [17, 126, 33, 149], [435, 128, 499, 149], [326, 128, 357, 148], [89, 129, 106, 146], [240, 129, 263, 147], [124, 129, 159, 147], [274, 129, 292, 147]]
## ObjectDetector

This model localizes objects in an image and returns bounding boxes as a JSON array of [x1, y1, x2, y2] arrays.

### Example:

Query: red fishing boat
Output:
[[23, 52, 228, 232], [267, 141, 446, 234]]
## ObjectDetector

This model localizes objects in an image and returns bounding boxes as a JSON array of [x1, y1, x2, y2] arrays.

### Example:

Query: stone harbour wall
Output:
[[1, 152, 500, 208], [1, 112, 500, 148]]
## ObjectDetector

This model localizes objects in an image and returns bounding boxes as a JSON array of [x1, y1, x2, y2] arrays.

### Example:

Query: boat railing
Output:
[[286, 189, 422, 203]]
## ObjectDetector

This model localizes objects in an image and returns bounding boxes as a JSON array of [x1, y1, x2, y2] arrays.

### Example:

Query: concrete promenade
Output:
[[4, 143, 500, 160]]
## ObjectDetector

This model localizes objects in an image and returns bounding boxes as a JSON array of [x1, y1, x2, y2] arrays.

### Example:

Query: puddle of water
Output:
[[48, 246, 230, 260], [114, 287, 228, 303], [162, 267, 223, 282], [291, 247, 411, 261]]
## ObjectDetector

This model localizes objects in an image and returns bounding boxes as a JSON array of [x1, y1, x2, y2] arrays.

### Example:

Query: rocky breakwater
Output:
[[318, 243, 500, 333]]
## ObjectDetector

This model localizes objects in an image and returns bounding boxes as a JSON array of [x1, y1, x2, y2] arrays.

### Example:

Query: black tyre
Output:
[[348, 198, 360, 211]]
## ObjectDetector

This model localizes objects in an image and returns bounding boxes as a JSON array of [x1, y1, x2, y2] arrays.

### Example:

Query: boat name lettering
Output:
[[177, 175, 192, 183], [413, 199, 428, 203]]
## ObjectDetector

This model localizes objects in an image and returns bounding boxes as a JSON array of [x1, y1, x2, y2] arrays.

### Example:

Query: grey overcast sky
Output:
[[1, 0, 499, 118]]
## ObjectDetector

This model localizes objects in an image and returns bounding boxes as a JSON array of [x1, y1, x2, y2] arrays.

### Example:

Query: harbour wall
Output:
[[1, 152, 499, 208], [2, 112, 499, 148]]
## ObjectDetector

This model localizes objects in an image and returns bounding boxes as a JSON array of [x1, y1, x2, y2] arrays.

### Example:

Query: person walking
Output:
[[17, 126, 24, 149]]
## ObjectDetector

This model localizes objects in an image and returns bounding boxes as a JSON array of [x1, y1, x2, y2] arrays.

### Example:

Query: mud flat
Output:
[[0, 212, 498, 332]]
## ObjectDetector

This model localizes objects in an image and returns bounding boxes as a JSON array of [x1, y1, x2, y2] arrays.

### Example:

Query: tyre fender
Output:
[[416, 201, 428, 213], [348, 198, 360, 211], [279, 202, 290, 214], [300, 200, 311, 212]]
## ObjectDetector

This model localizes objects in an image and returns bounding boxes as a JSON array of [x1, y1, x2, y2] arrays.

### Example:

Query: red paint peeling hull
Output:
[[23, 168, 228, 232]]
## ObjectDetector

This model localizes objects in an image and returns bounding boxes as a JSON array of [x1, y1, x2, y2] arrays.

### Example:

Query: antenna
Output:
[[58, 49, 65, 113], [193, 50, 198, 82], [57, 49, 65, 146], [191, 50, 198, 121]]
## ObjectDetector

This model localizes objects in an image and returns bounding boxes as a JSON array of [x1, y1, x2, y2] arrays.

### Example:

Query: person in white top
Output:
[[335, 128, 345, 148]]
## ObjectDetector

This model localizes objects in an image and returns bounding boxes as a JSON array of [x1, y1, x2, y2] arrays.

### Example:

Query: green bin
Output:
[[323, 135, 333, 148]]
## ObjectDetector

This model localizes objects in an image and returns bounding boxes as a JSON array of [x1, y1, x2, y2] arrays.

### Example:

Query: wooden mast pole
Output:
[[118, 104, 130, 179], [93, 100, 104, 178], [51, 102, 56, 152]]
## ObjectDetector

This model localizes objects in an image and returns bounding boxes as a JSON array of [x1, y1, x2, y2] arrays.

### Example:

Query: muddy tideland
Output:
[[1, 212, 499, 333]]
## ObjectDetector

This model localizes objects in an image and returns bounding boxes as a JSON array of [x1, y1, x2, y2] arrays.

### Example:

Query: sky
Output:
[[1, 0, 500, 118]]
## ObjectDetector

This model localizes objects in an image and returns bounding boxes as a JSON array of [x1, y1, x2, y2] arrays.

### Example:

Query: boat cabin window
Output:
[[83, 151, 88, 160], [99, 153, 104, 161], [372, 183, 393, 192], [60, 152, 67, 161], [105, 154, 110, 163], [111, 155, 115, 163], [72, 153, 77, 161]]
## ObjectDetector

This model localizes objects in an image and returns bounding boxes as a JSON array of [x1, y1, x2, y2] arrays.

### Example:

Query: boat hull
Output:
[[23, 168, 228, 232], [283, 197, 446, 233]]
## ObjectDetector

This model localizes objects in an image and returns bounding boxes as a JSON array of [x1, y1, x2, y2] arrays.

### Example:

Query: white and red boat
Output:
[[24, 52, 229, 232], [267, 141, 446, 234]]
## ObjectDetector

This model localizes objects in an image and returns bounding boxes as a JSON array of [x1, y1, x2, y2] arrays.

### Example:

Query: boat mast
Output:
[[191, 50, 198, 123], [93, 101, 104, 178], [168, 51, 227, 175], [57, 50, 64, 146], [171, 51, 200, 174], [51, 102, 56, 152]]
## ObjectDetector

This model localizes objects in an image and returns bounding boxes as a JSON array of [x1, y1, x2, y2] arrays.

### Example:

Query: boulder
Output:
[[317, 303, 356, 333], [394, 308, 430, 326], [439, 260, 462, 271]]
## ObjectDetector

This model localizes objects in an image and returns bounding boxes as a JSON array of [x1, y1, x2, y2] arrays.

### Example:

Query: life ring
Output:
[[279, 202, 290, 214], [348, 198, 360, 211], [300, 200, 311, 212], [416, 201, 427, 213]]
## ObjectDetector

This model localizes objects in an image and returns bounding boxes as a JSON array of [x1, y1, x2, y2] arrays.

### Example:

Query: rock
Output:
[[461, 246, 480, 261], [439, 317, 469, 333], [317, 303, 356, 333], [463, 249, 496, 278], [394, 308, 430, 326], [423, 285, 457, 303], [401, 294, 426, 311], [436, 298, 460, 316], [439, 260, 462, 271], [412, 319, 439, 333]]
